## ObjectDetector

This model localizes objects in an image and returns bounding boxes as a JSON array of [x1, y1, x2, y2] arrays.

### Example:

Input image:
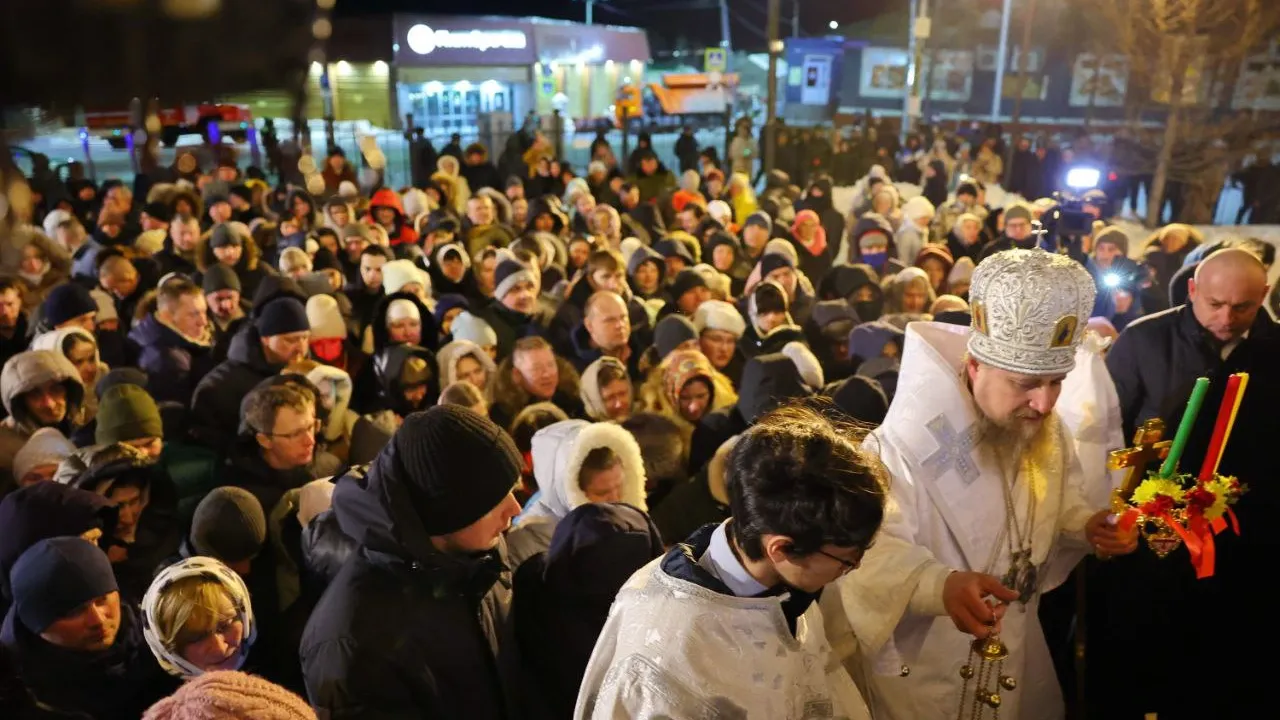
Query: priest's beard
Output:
[[976, 411, 1047, 466]]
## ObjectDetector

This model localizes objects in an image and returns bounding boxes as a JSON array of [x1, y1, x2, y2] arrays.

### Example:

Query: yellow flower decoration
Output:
[[1200, 477, 1236, 521], [1132, 477, 1186, 507]]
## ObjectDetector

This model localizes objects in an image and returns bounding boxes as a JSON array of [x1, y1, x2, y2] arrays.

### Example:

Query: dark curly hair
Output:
[[728, 404, 887, 561]]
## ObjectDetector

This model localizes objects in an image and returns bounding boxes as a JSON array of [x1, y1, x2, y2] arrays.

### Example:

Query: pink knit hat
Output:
[[143, 671, 316, 720]]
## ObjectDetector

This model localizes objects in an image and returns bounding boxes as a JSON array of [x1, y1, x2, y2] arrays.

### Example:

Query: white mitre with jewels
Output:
[[968, 249, 1097, 376]]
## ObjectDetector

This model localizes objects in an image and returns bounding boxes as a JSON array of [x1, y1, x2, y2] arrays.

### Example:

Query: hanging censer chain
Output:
[[957, 632, 1016, 719]]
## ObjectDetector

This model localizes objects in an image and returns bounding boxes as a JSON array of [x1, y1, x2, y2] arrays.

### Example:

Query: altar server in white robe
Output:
[[830, 249, 1139, 720], [575, 405, 884, 720]]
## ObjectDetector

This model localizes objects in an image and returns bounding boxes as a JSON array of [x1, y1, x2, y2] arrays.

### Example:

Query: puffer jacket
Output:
[[0, 350, 84, 484], [128, 314, 216, 406], [511, 503, 664, 720], [299, 438, 522, 719], [506, 420, 647, 568], [189, 325, 289, 452]]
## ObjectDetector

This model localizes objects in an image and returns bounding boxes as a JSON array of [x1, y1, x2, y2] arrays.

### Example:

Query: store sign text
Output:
[[405, 24, 529, 55]]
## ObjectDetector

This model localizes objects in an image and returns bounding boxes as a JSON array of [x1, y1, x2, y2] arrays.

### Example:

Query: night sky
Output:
[[336, 0, 896, 52]]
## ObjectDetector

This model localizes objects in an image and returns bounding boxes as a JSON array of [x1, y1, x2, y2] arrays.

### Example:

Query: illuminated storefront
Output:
[[392, 15, 651, 138]]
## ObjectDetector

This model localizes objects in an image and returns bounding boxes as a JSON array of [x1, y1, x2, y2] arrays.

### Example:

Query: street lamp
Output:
[[829, 20, 838, 30]]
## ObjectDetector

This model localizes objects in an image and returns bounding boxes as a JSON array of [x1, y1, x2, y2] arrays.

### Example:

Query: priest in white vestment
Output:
[[575, 406, 881, 720], [830, 249, 1139, 720]]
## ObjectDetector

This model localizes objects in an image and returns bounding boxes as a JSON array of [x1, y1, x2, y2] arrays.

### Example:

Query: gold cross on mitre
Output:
[[1107, 419, 1172, 500]]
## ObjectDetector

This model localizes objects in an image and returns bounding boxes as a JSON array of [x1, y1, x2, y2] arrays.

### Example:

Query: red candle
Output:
[[1198, 374, 1242, 482]]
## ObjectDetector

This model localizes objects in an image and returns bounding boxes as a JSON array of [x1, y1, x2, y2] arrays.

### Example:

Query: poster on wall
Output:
[[1234, 52, 1280, 110], [925, 50, 974, 101], [1150, 37, 1208, 105], [860, 47, 908, 98], [801, 54, 834, 105], [1069, 53, 1128, 107]]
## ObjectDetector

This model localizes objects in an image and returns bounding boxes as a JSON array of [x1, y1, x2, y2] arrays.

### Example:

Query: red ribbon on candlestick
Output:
[[1198, 374, 1242, 482]]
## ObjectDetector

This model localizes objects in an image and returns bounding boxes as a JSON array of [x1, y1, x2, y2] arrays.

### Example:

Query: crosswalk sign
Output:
[[704, 47, 727, 73]]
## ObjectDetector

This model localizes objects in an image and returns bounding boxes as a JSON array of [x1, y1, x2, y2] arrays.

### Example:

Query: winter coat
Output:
[[365, 188, 420, 249], [474, 299, 554, 362], [649, 434, 735, 546], [190, 325, 288, 452], [1, 602, 176, 720], [506, 420, 647, 569], [0, 483, 116, 615], [511, 503, 663, 720], [72, 458, 181, 605], [688, 352, 809, 474], [0, 350, 84, 484], [488, 353, 584, 432], [224, 436, 317, 529], [128, 315, 216, 406], [300, 454, 521, 719], [194, 228, 277, 301]]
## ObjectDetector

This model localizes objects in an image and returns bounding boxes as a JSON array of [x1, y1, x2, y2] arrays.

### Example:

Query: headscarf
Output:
[[142, 557, 257, 677]]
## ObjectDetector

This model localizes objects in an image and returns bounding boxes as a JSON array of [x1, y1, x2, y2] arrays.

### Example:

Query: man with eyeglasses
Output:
[[576, 405, 884, 719], [229, 382, 320, 517]]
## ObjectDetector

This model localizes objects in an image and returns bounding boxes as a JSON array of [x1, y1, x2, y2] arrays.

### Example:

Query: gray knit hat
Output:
[[190, 487, 267, 563]]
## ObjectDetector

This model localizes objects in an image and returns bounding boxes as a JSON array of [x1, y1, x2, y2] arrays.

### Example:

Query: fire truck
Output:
[[84, 102, 254, 149]]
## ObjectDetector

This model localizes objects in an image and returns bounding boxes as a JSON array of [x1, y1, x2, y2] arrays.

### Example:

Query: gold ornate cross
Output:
[[1107, 419, 1172, 500]]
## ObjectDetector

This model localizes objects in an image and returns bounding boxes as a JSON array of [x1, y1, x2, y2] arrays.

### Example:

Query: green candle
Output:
[[1160, 376, 1210, 478]]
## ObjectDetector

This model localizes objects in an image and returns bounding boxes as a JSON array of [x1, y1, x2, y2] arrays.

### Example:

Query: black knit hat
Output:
[[759, 253, 795, 278], [202, 264, 241, 294], [191, 487, 267, 563], [142, 201, 172, 223], [41, 284, 98, 328], [389, 406, 521, 535], [667, 268, 707, 302], [11, 536, 117, 634], [210, 223, 242, 249], [254, 298, 309, 337]]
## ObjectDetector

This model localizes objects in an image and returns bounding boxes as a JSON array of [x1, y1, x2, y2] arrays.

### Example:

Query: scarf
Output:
[[790, 210, 828, 257]]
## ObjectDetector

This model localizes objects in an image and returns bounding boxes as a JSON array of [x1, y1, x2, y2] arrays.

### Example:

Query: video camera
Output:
[[1034, 167, 1104, 256]]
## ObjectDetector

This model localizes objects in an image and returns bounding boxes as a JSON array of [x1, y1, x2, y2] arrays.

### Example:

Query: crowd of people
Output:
[[0, 115, 1275, 720]]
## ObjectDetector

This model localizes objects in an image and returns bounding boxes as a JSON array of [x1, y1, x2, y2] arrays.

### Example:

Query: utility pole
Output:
[[901, 0, 930, 142], [720, 0, 733, 70], [764, 0, 780, 173], [1007, 0, 1038, 160], [586, 0, 593, 25], [990, 0, 1014, 120], [792, 0, 799, 38]]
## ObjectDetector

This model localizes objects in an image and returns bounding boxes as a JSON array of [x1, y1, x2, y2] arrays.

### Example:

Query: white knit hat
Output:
[[89, 288, 118, 324], [382, 259, 426, 295], [692, 299, 746, 338], [449, 311, 497, 348], [386, 299, 420, 325], [305, 294, 346, 341], [781, 341, 824, 391], [13, 427, 75, 482], [901, 195, 936, 223], [707, 200, 733, 226]]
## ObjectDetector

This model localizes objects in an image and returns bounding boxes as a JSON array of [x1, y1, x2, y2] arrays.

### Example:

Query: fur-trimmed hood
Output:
[[196, 224, 262, 273], [436, 339, 496, 388], [523, 420, 647, 524]]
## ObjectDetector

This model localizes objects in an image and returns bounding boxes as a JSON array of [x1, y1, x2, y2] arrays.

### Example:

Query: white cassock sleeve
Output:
[[1039, 428, 1097, 592], [831, 434, 955, 658]]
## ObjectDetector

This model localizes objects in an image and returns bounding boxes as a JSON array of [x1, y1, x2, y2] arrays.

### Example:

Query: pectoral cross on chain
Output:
[[1107, 419, 1172, 500]]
